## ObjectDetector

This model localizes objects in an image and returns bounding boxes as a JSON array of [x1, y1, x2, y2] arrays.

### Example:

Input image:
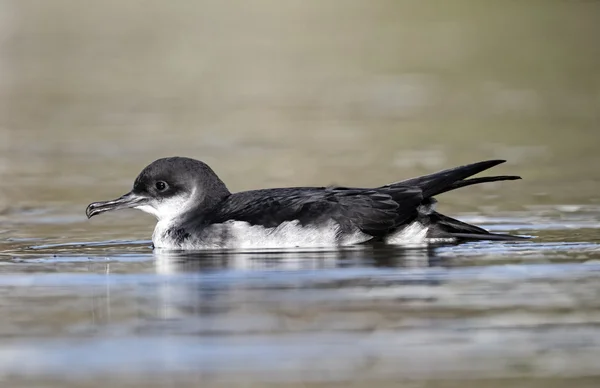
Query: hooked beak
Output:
[[86, 192, 147, 219]]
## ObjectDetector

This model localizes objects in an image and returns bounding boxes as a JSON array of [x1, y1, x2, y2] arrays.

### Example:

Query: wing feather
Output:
[[209, 186, 421, 237]]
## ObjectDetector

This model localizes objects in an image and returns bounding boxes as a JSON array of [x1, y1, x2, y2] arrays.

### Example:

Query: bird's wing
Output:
[[208, 160, 520, 240], [209, 186, 422, 237]]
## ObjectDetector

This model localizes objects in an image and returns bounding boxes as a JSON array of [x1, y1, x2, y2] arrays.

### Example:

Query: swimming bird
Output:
[[86, 157, 522, 250]]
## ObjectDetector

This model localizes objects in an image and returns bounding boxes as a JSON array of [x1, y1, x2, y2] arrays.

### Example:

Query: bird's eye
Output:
[[155, 181, 168, 191]]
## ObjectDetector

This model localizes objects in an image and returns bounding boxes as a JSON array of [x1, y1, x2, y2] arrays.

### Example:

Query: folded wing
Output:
[[209, 159, 522, 242], [209, 186, 422, 238]]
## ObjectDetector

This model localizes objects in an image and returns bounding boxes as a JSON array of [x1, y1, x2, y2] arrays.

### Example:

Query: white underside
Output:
[[384, 222, 430, 247], [152, 220, 372, 250], [385, 222, 456, 247], [151, 219, 456, 250]]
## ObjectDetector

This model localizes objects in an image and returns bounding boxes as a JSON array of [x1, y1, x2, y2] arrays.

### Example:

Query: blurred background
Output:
[[1, 1, 600, 387], [2, 1, 599, 214]]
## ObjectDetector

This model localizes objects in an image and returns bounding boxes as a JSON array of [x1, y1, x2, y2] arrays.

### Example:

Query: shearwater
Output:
[[86, 157, 524, 250]]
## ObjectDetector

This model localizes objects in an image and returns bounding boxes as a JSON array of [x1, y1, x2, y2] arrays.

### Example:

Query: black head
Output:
[[86, 157, 231, 220]]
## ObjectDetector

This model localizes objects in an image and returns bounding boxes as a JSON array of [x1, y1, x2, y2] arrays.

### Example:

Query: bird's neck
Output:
[[151, 187, 231, 249]]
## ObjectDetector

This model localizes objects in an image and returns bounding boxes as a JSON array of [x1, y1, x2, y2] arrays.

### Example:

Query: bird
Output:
[[86, 157, 524, 250]]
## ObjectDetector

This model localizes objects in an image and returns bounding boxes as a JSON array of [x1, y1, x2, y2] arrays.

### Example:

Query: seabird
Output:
[[86, 157, 523, 250]]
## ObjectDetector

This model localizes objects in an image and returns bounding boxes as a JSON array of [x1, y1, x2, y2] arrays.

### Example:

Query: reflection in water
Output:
[[3, 243, 600, 385], [151, 246, 440, 320], [154, 245, 440, 273]]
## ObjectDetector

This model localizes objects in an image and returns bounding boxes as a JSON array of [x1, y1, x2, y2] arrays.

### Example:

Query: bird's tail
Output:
[[385, 160, 526, 242], [383, 159, 521, 198]]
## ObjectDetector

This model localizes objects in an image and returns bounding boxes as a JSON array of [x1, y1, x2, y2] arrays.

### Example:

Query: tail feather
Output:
[[436, 175, 521, 196], [381, 159, 525, 243], [384, 159, 519, 198], [383, 160, 523, 241]]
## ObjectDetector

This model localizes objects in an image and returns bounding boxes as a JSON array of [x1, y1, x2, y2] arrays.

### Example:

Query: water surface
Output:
[[1, 1, 600, 387]]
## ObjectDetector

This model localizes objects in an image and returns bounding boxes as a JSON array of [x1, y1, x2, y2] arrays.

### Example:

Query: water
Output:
[[2, 212, 600, 387], [2, 1, 600, 387]]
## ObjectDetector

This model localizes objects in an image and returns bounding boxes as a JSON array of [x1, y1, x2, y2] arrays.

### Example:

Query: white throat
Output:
[[135, 191, 196, 223]]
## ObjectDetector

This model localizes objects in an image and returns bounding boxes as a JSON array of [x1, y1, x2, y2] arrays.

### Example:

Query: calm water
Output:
[[1, 1, 600, 387]]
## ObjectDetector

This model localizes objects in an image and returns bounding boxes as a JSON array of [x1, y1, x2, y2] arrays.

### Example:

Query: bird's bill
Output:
[[86, 192, 147, 218]]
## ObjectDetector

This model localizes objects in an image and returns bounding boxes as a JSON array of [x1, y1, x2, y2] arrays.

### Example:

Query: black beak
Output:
[[86, 192, 147, 219]]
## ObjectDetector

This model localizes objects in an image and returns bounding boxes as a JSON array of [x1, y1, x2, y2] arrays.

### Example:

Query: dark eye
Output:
[[155, 181, 168, 191]]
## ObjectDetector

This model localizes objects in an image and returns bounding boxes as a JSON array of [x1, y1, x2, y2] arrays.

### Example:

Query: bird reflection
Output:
[[153, 245, 443, 274], [149, 246, 446, 323]]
